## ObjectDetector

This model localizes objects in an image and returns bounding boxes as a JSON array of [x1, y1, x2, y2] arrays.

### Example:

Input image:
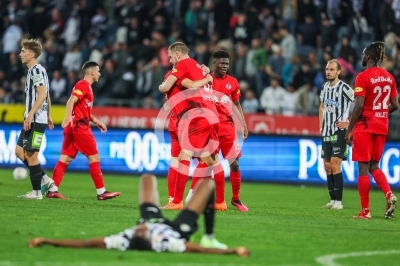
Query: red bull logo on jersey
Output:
[[370, 76, 393, 84]]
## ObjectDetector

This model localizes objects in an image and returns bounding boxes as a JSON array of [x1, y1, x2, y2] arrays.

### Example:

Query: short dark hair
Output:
[[212, 50, 230, 59], [82, 61, 99, 74], [129, 236, 152, 251]]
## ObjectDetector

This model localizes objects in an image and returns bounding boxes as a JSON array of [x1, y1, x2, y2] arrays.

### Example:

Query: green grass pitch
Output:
[[1, 168, 400, 266]]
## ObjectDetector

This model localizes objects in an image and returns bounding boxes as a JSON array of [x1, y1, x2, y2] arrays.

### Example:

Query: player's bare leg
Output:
[[354, 162, 372, 219], [229, 158, 248, 212], [47, 154, 72, 199], [86, 154, 120, 200], [369, 161, 397, 218], [186, 178, 227, 249], [15, 145, 53, 195], [139, 174, 160, 206]]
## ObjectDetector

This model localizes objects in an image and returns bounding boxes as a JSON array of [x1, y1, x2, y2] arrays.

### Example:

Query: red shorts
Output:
[[169, 129, 181, 158], [352, 131, 386, 162], [219, 131, 242, 159], [178, 117, 219, 155], [61, 125, 98, 158]]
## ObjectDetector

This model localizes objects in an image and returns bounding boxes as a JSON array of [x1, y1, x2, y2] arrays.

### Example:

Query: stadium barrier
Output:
[[1, 124, 399, 186], [0, 104, 320, 135]]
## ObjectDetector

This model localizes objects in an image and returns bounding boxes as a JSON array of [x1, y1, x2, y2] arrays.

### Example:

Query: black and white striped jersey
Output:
[[104, 222, 187, 253], [320, 80, 355, 136], [24, 64, 49, 124]]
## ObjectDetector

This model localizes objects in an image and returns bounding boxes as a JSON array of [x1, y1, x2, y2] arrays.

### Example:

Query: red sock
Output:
[[191, 162, 208, 189], [358, 175, 370, 211], [172, 160, 190, 204], [230, 170, 241, 201], [52, 161, 68, 187], [213, 163, 225, 203], [89, 162, 105, 189], [167, 166, 178, 199], [371, 169, 392, 197]]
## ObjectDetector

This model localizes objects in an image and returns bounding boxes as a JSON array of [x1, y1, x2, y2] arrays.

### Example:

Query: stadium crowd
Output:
[[1, 0, 400, 115]]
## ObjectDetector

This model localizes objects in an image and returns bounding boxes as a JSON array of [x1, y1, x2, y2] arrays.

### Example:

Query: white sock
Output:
[[335, 200, 342, 205], [49, 185, 58, 192], [185, 189, 193, 204], [97, 188, 106, 195], [169, 196, 174, 203], [330, 200, 335, 204], [206, 234, 214, 239], [34, 190, 42, 196], [41, 174, 50, 183]]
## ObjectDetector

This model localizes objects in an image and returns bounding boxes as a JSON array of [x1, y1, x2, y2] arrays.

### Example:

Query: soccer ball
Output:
[[13, 167, 28, 180]]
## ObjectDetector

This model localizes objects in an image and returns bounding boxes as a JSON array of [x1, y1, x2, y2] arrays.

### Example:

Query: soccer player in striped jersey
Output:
[[16, 39, 54, 200], [319, 59, 355, 210], [28, 174, 251, 258]]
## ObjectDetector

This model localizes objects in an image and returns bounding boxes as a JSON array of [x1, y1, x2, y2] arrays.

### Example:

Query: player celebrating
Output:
[[17, 39, 54, 199], [319, 59, 354, 210], [189, 50, 249, 212], [345, 42, 399, 219], [46, 61, 120, 200], [28, 174, 250, 258]]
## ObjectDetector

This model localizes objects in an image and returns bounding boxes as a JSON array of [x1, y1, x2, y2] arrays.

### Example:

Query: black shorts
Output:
[[17, 122, 47, 152], [138, 203, 199, 241], [321, 129, 348, 160]]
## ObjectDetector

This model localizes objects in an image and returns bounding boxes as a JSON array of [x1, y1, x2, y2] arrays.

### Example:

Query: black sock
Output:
[[332, 172, 344, 201], [23, 159, 29, 168], [327, 174, 335, 200], [204, 188, 216, 235], [29, 164, 42, 190]]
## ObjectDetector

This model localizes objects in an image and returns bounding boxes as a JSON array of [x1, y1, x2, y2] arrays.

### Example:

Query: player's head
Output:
[[362, 41, 386, 67], [325, 59, 341, 82], [20, 39, 42, 64], [168, 42, 189, 65], [82, 61, 101, 83], [212, 50, 230, 76], [129, 224, 152, 251]]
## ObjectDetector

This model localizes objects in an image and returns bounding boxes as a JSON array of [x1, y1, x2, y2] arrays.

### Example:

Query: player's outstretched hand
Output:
[[97, 122, 107, 133], [345, 131, 353, 146], [28, 238, 45, 248], [235, 246, 251, 257], [48, 116, 54, 130], [335, 120, 349, 129], [201, 64, 210, 74]]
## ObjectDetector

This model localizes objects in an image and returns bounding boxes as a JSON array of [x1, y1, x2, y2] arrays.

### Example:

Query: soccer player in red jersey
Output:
[[160, 43, 225, 209], [189, 50, 249, 212], [46, 61, 121, 200], [345, 42, 399, 219]]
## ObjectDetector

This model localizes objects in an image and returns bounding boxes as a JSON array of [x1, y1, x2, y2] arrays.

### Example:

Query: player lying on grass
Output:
[[28, 174, 250, 257]]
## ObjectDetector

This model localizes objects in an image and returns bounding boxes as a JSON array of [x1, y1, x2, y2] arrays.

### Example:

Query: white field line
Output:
[[315, 250, 400, 266]]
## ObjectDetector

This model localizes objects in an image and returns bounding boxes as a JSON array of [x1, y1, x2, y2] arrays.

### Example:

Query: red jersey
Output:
[[212, 73, 240, 135], [71, 80, 94, 126], [171, 58, 218, 122], [354, 67, 398, 135], [163, 70, 180, 132]]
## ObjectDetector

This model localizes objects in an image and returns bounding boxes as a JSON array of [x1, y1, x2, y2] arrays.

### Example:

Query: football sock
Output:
[[52, 161, 68, 188], [41, 167, 50, 183], [330, 200, 335, 204], [358, 175, 370, 210], [204, 188, 216, 235], [213, 163, 225, 203], [230, 170, 241, 201], [335, 200, 342, 205], [96, 188, 106, 195], [332, 172, 344, 201], [371, 169, 392, 196], [167, 166, 178, 200], [327, 173, 335, 200], [172, 160, 190, 204], [89, 162, 105, 190], [29, 164, 43, 191]]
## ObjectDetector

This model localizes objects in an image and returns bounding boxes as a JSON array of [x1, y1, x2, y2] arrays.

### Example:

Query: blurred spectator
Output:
[[265, 44, 285, 87], [297, 0, 316, 24], [282, 54, 301, 87], [231, 42, 248, 81], [296, 15, 320, 49], [232, 13, 251, 45], [260, 78, 286, 115], [320, 18, 337, 51], [62, 43, 82, 72], [295, 81, 319, 115], [65, 70, 79, 96], [48, 8, 64, 40], [192, 42, 211, 66], [380, 0, 396, 37], [43, 41, 63, 76], [0, 86, 12, 104], [6, 53, 24, 84], [184, 0, 208, 45], [62, 9, 80, 46], [2, 18, 23, 65], [279, 26, 296, 63], [281, 0, 298, 34], [126, 16, 145, 48], [292, 62, 315, 90], [142, 96, 160, 109], [337, 36, 358, 67], [50, 70, 67, 103], [281, 83, 298, 116], [241, 90, 259, 114], [135, 59, 153, 99]]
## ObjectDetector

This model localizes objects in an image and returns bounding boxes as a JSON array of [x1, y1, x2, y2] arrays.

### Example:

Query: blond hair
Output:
[[20, 39, 42, 58], [168, 42, 189, 55], [327, 59, 342, 70]]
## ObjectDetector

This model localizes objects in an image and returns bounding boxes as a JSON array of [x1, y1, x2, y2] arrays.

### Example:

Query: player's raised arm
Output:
[[28, 237, 106, 249], [181, 74, 213, 90], [185, 242, 250, 257], [159, 75, 178, 93]]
